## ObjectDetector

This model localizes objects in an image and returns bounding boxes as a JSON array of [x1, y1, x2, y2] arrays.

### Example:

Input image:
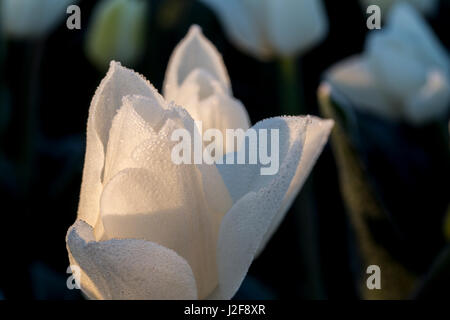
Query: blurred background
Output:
[[0, 0, 449, 300]]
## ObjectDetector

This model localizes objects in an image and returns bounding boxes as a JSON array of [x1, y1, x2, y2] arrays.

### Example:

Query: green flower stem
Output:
[[293, 180, 326, 299], [277, 56, 324, 298], [277, 56, 305, 115]]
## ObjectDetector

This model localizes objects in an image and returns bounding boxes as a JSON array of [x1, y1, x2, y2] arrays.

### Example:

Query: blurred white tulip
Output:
[[199, 0, 328, 60], [85, 0, 148, 70], [0, 0, 77, 38], [360, 0, 438, 16], [326, 3, 450, 125], [66, 26, 333, 299]]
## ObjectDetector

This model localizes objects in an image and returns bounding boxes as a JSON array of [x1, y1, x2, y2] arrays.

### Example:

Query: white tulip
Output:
[[326, 3, 450, 125], [1, 0, 77, 38], [199, 0, 328, 60], [360, 0, 438, 16], [66, 25, 333, 299]]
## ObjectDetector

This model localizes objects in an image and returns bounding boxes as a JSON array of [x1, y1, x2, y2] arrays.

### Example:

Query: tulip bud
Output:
[[85, 0, 148, 71], [0, 0, 77, 39]]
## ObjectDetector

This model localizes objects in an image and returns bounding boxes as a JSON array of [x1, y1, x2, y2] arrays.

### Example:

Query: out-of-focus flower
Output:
[[326, 3, 450, 125], [66, 26, 333, 299], [199, 0, 328, 60], [0, 0, 76, 38], [85, 0, 148, 70], [360, 0, 438, 17]]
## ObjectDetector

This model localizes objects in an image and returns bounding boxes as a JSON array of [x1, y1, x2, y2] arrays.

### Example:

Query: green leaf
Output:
[[318, 83, 417, 299]]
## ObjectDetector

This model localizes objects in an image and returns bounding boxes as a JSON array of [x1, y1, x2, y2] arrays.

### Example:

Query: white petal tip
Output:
[[188, 24, 203, 36], [109, 60, 122, 69]]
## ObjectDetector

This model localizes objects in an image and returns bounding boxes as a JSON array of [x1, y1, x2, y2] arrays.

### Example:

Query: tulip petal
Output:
[[405, 69, 450, 124], [99, 166, 220, 299], [103, 94, 168, 183], [266, 0, 328, 56], [77, 61, 164, 228], [99, 106, 230, 299], [66, 220, 198, 299], [76, 107, 105, 229], [163, 25, 231, 102], [130, 102, 234, 220], [258, 116, 334, 253], [218, 116, 332, 203], [325, 55, 399, 119], [175, 68, 250, 135], [387, 3, 448, 71], [92, 61, 165, 151], [214, 116, 332, 299], [199, 0, 270, 59], [214, 116, 306, 299], [366, 31, 427, 103]]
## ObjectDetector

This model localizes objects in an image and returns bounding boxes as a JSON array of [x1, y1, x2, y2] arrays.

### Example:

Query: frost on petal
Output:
[[99, 167, 219, 299], [217, 116, 333, 258], [98, 107, 228, 299], [91, 61, 165, 152], [175, 69, 250, 138], [257, 117, 334, 253], [214, 116, 316, 299], [266, 0, 328, 57], [66, 220, 198, 299], [77, 61, 164, 227], [163, 25, 231, 102], [103, 95, 168, 183]]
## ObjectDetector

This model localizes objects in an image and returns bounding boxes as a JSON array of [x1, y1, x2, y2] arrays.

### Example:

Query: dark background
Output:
[[0, 0, 449, 300]]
